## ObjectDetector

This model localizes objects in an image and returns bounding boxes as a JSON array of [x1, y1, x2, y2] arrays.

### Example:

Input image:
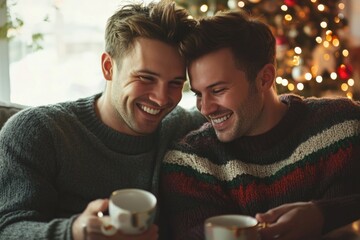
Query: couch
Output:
[[0, 101, 26, 130]]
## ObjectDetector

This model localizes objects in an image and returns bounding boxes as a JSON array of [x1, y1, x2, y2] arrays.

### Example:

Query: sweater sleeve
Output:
[[0, 108, 74, 239], [313, 194, 360, 234]]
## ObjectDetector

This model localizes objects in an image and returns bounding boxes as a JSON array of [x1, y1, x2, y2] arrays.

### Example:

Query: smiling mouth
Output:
[[139, 104, 161, 115], [209, 113, 232, 124]]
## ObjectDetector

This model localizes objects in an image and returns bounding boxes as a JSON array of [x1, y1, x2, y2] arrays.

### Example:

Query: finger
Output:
[[258, 222, 288, 240], [85, 199, 109, 215], [85, 216, 105, 235], [256, 204, 298, 223]]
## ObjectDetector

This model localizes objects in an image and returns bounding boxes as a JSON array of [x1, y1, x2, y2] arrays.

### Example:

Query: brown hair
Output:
[[181, 9, 276, 82], [104, 0, 196, 62]]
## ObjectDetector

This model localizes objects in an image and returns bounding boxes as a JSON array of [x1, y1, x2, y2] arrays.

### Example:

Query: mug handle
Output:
[[97, 211, 117, 236], [257, 222, 268, 229]]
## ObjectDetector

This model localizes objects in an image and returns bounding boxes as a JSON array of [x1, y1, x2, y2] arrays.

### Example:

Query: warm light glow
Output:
[[200, 4, 208, 12], [323, 41, 330, 48], [351, 220, 360, 232], [348, 78, 355, 86], [334, 16, 341, 23], [294, 47, 302, 54], [238, 1, 245, 8], [324, 54, 330, 61], [311, 65, 317, 74], [288, 83, 295, 91], [326, 34, 332, 42], [293, 56, 300, 66], [276, 76, 283, 84], [326, 30, 333, 35], [281, 5, 288, 11], [297, 83, 304, 91], [305, 73, 312, 81], [318, 4, 325, 11], [347, 92, 353, 99], [330, 72, 337, 80], [320, 21, 327, 28], [342, 49, 349, 57], [338, 2, 345, 10], [316, 76, 323, 83], [341, 83, 349, 91], [285, 14, 292, 21], [316, 36, 323, 43], [282, 78, 289, 86], [311, 0, 317, 2], [332, 38, 340, 47]]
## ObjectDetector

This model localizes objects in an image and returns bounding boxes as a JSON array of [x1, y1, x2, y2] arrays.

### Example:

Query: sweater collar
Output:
[[75, 94, 158, 155], [227, 94, 307, 152]]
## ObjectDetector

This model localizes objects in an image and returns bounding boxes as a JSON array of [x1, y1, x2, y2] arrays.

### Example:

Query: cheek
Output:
[[170, 88, 183, 102]]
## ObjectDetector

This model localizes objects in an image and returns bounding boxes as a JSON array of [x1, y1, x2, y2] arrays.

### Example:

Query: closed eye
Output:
[[139, 75, 155, 81], [170, 79, 185, 87], [212, 88, 226, 94]]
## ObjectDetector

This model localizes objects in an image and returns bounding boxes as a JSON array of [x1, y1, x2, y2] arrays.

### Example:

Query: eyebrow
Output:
[[191, 81, 227, 92], [135, 69, 186, 81]]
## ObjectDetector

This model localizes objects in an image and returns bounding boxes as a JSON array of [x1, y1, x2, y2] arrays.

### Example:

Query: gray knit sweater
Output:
[[0, 94, 204, 239]]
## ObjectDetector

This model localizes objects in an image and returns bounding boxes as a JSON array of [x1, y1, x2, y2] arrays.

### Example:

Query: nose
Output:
[[149, 84, 169, 107], [198, 95, 216, 116]]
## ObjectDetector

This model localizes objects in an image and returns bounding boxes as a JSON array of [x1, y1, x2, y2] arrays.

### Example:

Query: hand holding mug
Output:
[[105, 188, 157, 235], [255, 201, 324, 240], [72, 190, 158, 240]]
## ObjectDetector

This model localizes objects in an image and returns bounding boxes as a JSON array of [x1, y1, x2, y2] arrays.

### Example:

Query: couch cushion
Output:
[[0, 101, 26, 130]]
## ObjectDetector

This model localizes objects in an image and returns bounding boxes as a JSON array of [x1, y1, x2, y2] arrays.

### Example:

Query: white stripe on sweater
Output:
[[164, 120, 360, 181]]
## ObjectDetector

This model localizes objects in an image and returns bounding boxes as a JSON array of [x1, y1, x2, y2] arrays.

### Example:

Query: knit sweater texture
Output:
[[0, 94, 205, 239], [161, 94, 360, 240]]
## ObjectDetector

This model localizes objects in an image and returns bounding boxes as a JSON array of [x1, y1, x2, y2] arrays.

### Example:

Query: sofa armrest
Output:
[[0, 101, 26, 130]]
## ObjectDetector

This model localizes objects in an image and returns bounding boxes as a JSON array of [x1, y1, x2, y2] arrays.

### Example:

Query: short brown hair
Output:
[[105, 0, 196, 62], [181, 10, 276, 82]]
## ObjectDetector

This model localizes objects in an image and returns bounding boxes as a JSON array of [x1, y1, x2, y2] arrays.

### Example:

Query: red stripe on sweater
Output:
[[163, 145, 353, 207], [230, 146, 352, 206]]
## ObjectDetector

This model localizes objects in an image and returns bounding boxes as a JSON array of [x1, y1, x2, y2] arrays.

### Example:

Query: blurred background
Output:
[[0, 0, 360, 108]]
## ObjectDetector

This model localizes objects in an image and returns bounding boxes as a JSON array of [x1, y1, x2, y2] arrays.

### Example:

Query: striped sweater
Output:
[[161, 94, 360, 240]]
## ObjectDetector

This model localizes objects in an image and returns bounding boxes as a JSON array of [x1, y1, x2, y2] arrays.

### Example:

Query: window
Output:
[[2, 0, 197, 108], [5, 0, 120, 106]]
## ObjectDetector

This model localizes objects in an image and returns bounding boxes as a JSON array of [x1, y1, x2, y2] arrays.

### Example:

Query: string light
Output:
[[316, 76, 323, 83], [317, 4, 325, 11], [238, 1, 245, 8], [297, 83, 304, 91], [288, 83, 295, 91], [348, 79, 355, 86], [200, 4, 208, 12], [281, 5, 288, 11], [212, 0, 352, 96]]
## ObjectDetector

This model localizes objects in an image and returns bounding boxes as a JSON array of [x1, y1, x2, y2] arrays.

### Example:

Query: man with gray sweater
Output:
[[0, 1, 204, 239]]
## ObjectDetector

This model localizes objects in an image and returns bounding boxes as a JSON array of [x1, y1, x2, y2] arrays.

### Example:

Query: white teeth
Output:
[[141, 105, 160, 115], [210, 114, 231, 124]]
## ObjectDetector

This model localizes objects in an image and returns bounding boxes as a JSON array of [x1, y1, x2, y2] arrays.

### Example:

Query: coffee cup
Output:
[[102, 188, 157, 235], [205, 214, 265, 240]]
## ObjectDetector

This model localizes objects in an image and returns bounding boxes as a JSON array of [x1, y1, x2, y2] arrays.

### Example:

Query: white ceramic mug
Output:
[[104, 188, 157, 235], [205, 214, 265, 240]]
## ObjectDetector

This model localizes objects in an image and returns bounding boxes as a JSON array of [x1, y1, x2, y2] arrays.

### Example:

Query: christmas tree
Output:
[[176, 0, 354, 98]]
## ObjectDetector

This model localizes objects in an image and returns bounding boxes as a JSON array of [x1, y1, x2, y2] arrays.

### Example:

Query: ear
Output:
[[258, 64, 276, 91], [101, 52, 113, 81]]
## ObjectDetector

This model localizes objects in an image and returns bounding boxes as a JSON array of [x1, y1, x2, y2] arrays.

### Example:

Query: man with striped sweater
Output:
[[161, 9, 360, 240]]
